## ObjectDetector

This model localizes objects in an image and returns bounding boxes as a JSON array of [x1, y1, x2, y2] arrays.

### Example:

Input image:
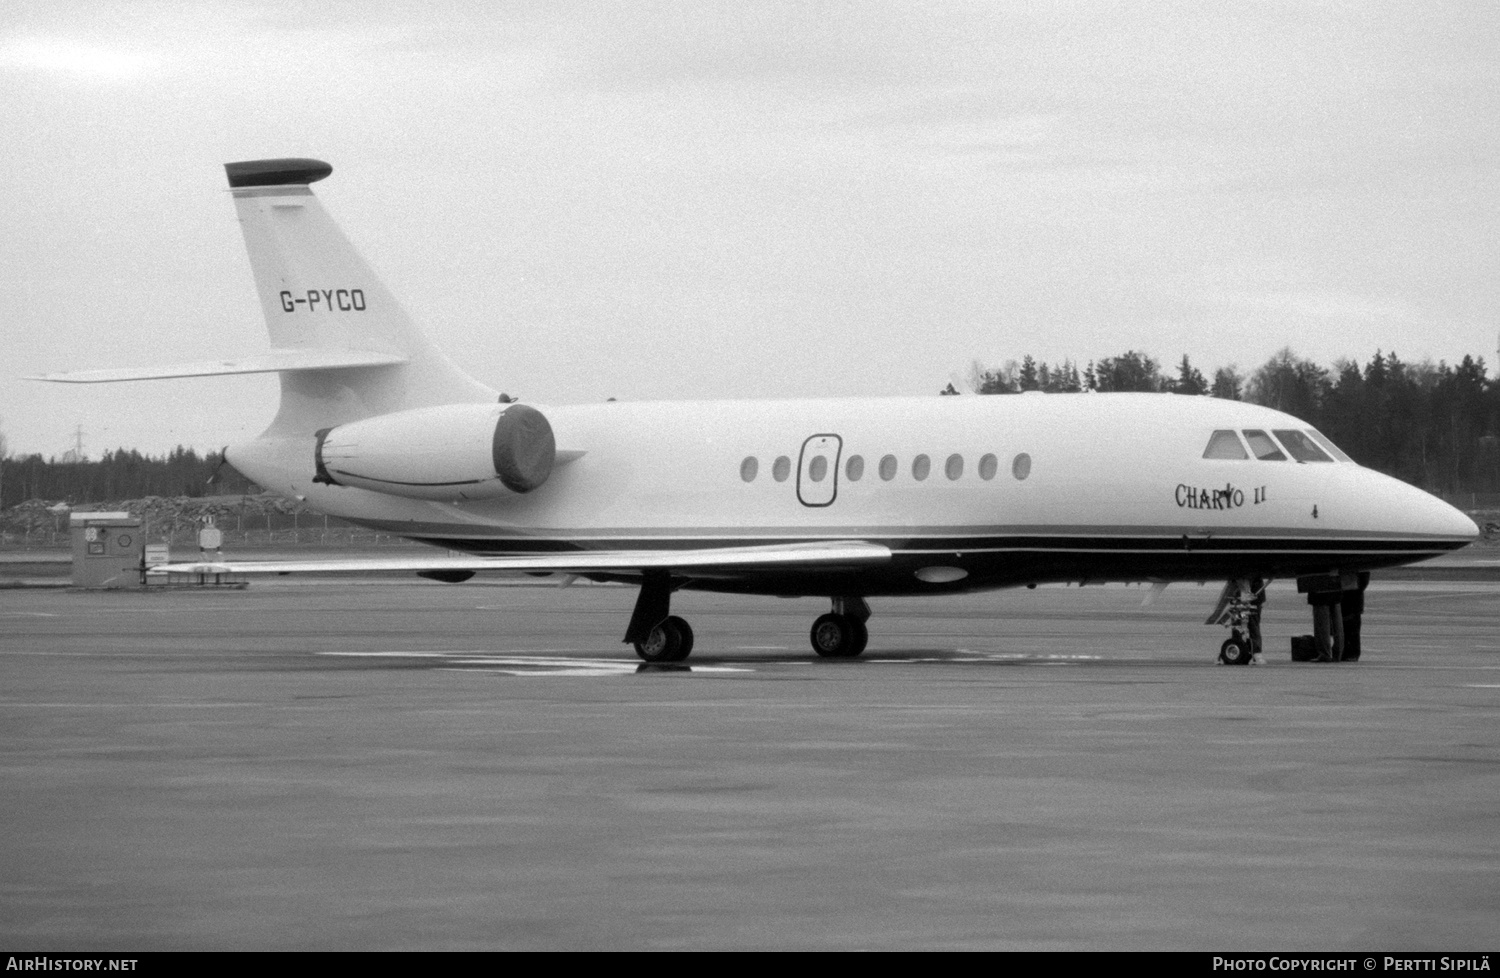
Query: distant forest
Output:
[[3, 345, 1500, 507], [0, 446, 257, 510], [957, 346, 1500, 496]]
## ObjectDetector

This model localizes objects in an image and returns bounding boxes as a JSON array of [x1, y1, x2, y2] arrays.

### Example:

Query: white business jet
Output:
[[34, 159, 1478, 664]]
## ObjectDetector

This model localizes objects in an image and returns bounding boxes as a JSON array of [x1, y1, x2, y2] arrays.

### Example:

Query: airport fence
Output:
[[0, 509, 422, 551]]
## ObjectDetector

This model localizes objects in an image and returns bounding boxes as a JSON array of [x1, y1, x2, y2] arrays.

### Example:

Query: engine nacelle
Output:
[[314, 402, 556, 500]]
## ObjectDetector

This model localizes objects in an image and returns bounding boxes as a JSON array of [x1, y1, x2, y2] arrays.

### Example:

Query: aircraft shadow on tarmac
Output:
[[317, 647, 1128, 678]]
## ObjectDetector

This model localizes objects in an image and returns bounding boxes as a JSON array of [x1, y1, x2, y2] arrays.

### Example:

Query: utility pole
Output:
[[61, 425, 86, 464]]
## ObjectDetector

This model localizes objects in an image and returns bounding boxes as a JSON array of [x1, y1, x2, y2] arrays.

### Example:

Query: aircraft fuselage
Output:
[[229, 390, 1476, 598]]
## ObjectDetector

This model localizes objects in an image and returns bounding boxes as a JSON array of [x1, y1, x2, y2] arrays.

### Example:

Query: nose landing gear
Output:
[[1208, 578, 1266, 665], [1219, 634, 1254, 665]]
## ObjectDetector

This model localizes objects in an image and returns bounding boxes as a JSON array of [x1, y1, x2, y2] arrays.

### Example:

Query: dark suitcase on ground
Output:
[[1290, 634, 1319, 661]]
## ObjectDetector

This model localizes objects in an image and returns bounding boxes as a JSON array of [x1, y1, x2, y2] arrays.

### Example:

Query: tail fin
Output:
[[226, 158, 494, 433]]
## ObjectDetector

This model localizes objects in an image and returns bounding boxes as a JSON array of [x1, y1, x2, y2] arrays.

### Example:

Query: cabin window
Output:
[[772, 456, 792, 481], [912, 454, 931, 481], [879, 455, 898, 481], [978, 453, 998, 480], [1202, 430, 1249, 460], [1306, 428, 1353, 463], [1272, 429, 1333, 463], [808, 455, 828, 482], [1012, 453, 1031, 480], [1242, 430, 1286, 461], [740, 456, 758, 482], [846, 455, 864, 481], [945, 454, 964, 480]]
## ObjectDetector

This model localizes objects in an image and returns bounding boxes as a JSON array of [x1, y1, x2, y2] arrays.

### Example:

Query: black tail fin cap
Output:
[[225, 158, 333, 189]]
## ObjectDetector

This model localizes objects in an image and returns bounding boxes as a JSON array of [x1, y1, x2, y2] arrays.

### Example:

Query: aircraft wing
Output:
[[148, 540, 892, 578], [27, 348, 408, 383]]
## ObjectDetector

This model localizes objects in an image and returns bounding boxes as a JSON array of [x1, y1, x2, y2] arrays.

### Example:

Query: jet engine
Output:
[[314, 402, 556, 500]]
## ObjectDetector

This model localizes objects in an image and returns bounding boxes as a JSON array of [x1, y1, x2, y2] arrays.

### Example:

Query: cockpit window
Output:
[[1203, 430, 1249, 460], [1305, 428, 1354, 463], [1272, 429, 1333, 463], [1242, 430, 1286, 461]]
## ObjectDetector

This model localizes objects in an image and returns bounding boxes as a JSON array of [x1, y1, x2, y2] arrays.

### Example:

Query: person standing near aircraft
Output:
[[1246, 577, 1266, 663], [1307, 587, 1344, 662], [1339, 573, 1369, 662]]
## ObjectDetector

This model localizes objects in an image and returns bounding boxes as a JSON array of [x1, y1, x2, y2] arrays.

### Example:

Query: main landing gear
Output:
[[810, 597, 870, 659], [624, 571, 693, 663], [634, 615, 694, 664], [623, 574, 872, 663]]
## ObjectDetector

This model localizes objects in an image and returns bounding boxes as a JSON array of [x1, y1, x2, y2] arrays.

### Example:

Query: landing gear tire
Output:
[[847, 619, 868, 657], [811, 613, 866, 658], [635, 616, 693, 663], [1219, 636, 1253, 666], [664, 616, 694, 662]]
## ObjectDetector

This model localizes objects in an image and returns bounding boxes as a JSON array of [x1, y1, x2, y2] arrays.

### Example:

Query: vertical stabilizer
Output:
[[226, 158, 494, 434]]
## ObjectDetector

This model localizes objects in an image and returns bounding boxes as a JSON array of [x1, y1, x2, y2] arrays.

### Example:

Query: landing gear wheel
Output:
[[811, 613, 865, 658], [1219, 636, 1253, 666], [634, 620, 684, 663], [847, 619, 868, 657], [664, 616, 694, 662]]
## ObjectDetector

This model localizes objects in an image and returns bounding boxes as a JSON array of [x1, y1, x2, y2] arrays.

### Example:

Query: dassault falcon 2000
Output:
[[35, 158, 1478, 664]]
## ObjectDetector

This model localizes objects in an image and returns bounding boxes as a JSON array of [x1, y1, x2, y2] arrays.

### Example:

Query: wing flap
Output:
[[28, 348, 408, 383], [149, 540, 892, 577]]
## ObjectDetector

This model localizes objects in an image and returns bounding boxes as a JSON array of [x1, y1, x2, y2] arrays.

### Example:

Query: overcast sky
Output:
[[2, 1, 1497, 457]]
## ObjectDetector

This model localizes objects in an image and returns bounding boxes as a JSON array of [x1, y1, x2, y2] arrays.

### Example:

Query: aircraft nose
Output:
[[1353, 469, 1478, 547], [1435, 497, 1480, 541], [1407, 483, 1479, 542]]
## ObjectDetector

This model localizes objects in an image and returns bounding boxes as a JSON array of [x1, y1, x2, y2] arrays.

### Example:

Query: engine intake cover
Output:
[[492, 403, 555, 493], [314, 402, 556, 501]]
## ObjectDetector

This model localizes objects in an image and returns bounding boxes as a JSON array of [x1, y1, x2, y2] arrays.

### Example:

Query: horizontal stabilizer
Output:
[[149, 541, 892, 579], [27, 348, 407, 383]]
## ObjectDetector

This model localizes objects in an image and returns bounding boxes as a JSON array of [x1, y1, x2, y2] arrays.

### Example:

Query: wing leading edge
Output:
[[149, 540, 893, 578]]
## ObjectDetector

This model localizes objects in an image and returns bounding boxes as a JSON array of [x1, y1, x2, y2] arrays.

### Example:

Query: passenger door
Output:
[[797, 434, 842, 508]]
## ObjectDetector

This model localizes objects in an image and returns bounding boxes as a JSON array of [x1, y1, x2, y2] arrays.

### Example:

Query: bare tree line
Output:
[[0, 446, 257, 510], [5, 345, 1500, 509], [958, 347, 1500, 495]]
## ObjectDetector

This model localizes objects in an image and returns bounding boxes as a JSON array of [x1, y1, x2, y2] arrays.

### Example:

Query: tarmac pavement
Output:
[[1, 579, 1496, 950]]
